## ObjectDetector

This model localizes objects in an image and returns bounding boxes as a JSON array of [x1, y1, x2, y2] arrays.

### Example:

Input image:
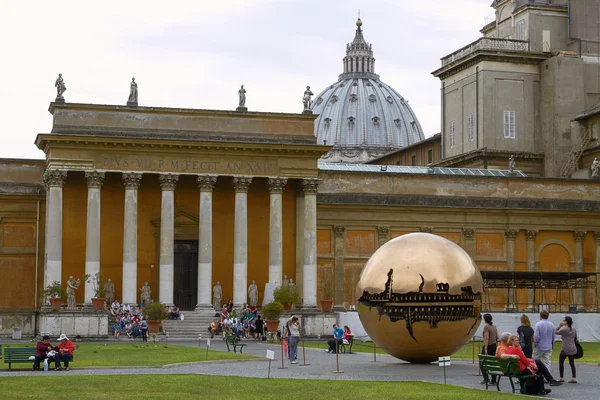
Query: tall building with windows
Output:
[[430, 0, 600, 177]]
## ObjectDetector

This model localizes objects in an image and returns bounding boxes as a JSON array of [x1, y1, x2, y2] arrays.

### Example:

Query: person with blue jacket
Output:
[[326, 324, 344, 353]]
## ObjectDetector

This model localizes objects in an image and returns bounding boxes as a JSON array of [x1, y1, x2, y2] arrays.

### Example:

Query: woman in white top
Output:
[[287, 316, 301, 364]]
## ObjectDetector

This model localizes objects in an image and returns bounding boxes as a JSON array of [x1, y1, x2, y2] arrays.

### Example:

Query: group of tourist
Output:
[[208, 302, 266, 341], [482, 310, 580, 395], [111, 301, 148, 342], [32, 334, 75, 371]]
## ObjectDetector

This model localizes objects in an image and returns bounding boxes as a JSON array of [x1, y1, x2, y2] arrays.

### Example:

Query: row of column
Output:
[[343, 56, 374, 74], [43, 169, 320, 309]]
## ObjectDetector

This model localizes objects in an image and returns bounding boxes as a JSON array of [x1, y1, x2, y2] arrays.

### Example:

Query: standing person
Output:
[[517, 314, 535, 358], [254, 315, 264, 340], [326, 324, 344, 353], [55, 334, 75, 371], [140, 318, 148, 342], [555, 316, 577, 383], [288, 316, 301, 364], [32, 335, 54, 371], [481, 313, 499, 385], [533, 310, 555, 369]]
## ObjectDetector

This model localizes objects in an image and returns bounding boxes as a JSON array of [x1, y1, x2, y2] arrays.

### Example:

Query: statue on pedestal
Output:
[[213, 281, 222, 311], [238, 85, 246, 107], [592, 157, 599, 178], [140, 282, 151, 305], [248, 280, 259, 307], [54, 73, 66, 102], [508, 155, 516, 174], [104, 278, 115, 303], [302, 85, 314, 112], [282, 274, 289, 286], [66, 276, 80, 309], [127, 77, 138, 106]]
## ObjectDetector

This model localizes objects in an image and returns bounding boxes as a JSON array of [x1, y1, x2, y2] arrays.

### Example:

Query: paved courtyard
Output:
[[2, 338, 599, 399]]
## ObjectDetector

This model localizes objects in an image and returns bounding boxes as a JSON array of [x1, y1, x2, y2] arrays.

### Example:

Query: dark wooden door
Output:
[[174, 241, 198, 311]]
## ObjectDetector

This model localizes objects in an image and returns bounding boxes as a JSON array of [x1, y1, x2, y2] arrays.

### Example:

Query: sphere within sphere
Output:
[[357, 233, 483, 363]]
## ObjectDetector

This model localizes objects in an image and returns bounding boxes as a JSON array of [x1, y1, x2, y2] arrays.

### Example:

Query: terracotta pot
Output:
[[49, 298, 63, 311], [265, 319, 280, 333], [147, 320, 161, 334], [320, 299, 333, 312], [283, 304, 292, 311], [91, 297, 106, 311]]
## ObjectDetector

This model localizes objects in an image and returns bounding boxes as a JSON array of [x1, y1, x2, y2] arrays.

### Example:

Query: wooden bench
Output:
[[478, 354, 537, 394], [340, 336, 354, 354], [225, 335, 247, 353], [2, 347, 36, 371]]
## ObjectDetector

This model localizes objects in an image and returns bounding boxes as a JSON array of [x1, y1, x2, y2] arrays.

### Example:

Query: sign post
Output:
[[205, 338, 211, 361], [438, 356, 451, 384], [266, 350, 275, 378]]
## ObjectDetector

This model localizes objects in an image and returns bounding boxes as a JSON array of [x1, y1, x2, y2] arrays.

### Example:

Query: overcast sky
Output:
[[0, 0, 493, 159]]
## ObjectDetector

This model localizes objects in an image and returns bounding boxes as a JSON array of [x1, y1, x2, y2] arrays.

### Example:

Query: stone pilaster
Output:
[[525, 229, 537, 311], [122, 172, 142, 305], [268, 177, 287, 285], [376, 226, 390, 248], [43, 170, 67, 290], [504, 229, 519, 311], [462, 228, 476, 258], [84, 171, 105, 304], [196, 175, 217, 309], [233, 176, 252, 307], [158, 173, 178, 306], [573, 231, 586, 311], [301, 178, 320, 308], [333, 225, 346, 310], [594, 232, 600, 312]]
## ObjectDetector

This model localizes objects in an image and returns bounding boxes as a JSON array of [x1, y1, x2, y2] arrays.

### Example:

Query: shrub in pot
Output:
[[320, 274, 335, 312], [142, 302, 168, 334], [43, 281, 66, 311], [84, 272, 106, 311], [262, 301, 284, 333], [273, 284, 300, 310]]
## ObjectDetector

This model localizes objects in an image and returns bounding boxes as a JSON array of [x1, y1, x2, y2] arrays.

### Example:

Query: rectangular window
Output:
[[592, 123, 598, 140], [450, 121, 455, 147], [468, 113, 474, 142], [503, 111, 516, 139], [515, 20, 525, 41], [411, 155, 416, 166], [427, 149, 433, 164]]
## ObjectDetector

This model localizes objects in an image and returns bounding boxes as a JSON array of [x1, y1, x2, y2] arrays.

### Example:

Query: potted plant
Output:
[[84, 272, 106, 311], [262, 301, 284, 333], [142, 301, 168, 334], [320, 274, 334, 312], [43, 281, 66, 311], [273, 284, 300, 310]]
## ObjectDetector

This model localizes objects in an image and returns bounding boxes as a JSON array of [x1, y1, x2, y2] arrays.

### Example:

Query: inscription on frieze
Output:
[[100, 156, 275, 175]]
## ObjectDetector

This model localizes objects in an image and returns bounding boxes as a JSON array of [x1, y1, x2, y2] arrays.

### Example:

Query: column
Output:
[[504, 229, 518, 311], [376, 226, 390, 249], [594, 232, 600, 312], [43, 170, 67, 289], [196, 174, 217, 309], [301, 178, 320, 308], [268, 177, 287, 284], [462, 228, 476, 258], [333, 225, 346, 311], [233, 176, 252, 307], [158, 173, 178, 306], [525, 230, 537, 311], [84, 171, 105, 304], [122, 172, 142, 305], [573, 231, 586, 311]]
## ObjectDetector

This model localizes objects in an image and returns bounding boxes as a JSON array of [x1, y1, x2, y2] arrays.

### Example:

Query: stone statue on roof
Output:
[[238, 85, 246, 107], [127, 77, 138, 106], [54, 73, 66, 101], [508, 155, 516, 174], [303, 86, 314, 111]]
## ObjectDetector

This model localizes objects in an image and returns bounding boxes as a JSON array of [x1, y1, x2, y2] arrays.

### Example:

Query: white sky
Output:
[[0, 0, 492, 159]]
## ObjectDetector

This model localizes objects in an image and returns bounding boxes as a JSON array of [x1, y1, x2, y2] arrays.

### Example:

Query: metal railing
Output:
[[441, 38, 530, 67]]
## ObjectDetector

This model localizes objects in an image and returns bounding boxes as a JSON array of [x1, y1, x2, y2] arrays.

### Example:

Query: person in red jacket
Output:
[[55, 334, 75, 371], [32, 335, 54, 371]]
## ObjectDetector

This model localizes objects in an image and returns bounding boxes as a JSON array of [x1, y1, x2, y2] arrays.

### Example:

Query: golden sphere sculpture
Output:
[[357, 233, 483, 363]]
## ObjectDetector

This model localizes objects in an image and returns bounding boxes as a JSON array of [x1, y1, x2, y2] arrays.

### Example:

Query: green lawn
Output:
[[1, 343, 256, 369], [0, 375, 518, 400], [300, 340, 600, 363]]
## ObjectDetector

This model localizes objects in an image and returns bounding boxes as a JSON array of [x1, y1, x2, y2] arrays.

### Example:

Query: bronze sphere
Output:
[[357, 233, 483, 363]]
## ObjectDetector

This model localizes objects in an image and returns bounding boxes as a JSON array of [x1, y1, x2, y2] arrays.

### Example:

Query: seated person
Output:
[[122, 303, 131, 314], [125, 322, 134, 339], [32, 335, 55, 371], [326, 324, 344, 353], [495, 332, 514, 358], [110, 300, 121, 315], [170, 306, 180, 320], [342, 325, 354, 344], [253, 316, 264, 340], [209, 319, 219, 338], [55, 334, 75, 371]]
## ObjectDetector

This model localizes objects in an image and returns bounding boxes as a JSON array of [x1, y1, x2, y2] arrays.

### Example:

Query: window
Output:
[[592, 123, 598, 140], [411, 155, 417, 166], [503, 111, 515, 139], [449, 121, 455, 147], [468, 113, 474, 142], [515, 20, 525, 41], [427, 149, 433, 164]]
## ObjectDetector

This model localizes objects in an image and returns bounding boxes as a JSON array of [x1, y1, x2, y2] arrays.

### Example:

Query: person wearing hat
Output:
[[32, 335, 55, 371], [55, 334, 75, 371]]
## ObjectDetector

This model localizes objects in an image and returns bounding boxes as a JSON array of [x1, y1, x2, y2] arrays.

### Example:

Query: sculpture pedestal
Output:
[[54, 97, 65, 103], [236, 106, 247, 112], [127, 101, 138, 107], [262, 282, 279, 306], [302, 110, 313, 114]]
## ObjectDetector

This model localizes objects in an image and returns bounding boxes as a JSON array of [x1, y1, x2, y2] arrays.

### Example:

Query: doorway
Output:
[[174, 240, 198, 311]]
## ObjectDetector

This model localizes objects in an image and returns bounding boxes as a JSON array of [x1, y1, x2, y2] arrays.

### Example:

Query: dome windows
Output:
[[368, 94, 377, 102], [349, 93, 358, 102]]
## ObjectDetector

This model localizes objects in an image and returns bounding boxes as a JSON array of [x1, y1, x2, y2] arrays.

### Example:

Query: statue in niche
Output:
[[302, 85, 314, 110], [104, 278, 115, 303], [238, 85, 246, 107], [213, 281, 222, 311], [66, 276, 81, 309], [289, 278, 295, 288], [140, 282, 151, 305], [248, 280, 259, 307], [127, 77, 138, 105], [282, 274, 289, 286], [508, 155, 516, 173], [591, 157, 599, 177], [54, 73, 66, 100]]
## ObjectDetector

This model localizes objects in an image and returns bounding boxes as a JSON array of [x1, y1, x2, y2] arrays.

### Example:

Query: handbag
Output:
[[574, 333, 584, 359]]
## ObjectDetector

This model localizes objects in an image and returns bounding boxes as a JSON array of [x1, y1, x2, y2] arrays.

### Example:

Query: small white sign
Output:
[[438, 356, 451, 366], [266, 350, 275, 360], [206, 339, 211, 347]]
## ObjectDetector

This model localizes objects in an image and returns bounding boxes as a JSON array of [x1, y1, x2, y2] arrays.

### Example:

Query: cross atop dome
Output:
[[340, 18, 378, 80]]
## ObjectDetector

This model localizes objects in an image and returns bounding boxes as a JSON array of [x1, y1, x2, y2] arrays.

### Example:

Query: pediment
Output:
[[151, 208, 198, 226]]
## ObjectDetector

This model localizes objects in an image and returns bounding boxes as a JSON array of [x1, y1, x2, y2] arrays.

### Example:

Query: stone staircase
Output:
[[161, 309, 218, 339]]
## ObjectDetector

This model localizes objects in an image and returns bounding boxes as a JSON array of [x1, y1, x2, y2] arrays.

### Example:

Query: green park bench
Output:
[[225, 335, 247, 353], [339, 336, 354, 354], [478, 354, 537, 394], [3, 347, 36, 371]]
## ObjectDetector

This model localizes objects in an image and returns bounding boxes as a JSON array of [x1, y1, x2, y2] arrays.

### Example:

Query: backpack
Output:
[[524, 375, 543, 395]]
